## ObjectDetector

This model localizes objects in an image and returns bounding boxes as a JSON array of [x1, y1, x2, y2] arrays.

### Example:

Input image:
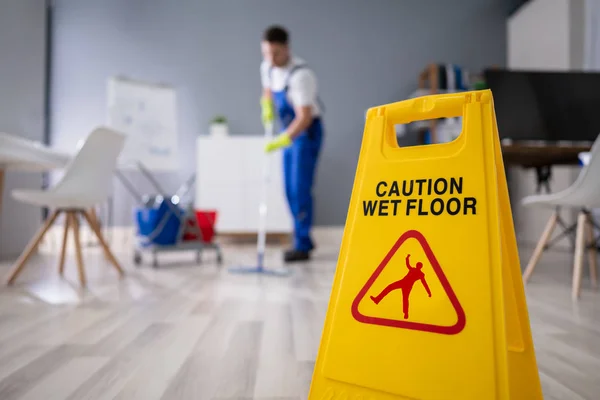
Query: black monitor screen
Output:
[[484, 69, 548, 142], [485, 69, 600, 143], [530, 72, 600, 143]]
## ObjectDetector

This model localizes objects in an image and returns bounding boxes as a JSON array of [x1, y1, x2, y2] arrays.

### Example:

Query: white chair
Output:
[[6, 127, 126, 287], [522, 137, 600, 300]]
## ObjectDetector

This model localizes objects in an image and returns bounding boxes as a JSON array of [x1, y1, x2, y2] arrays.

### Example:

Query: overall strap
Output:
[[274, 64, 326, 114], [267, 64, 304, 90], [283, 64, 308, 92]]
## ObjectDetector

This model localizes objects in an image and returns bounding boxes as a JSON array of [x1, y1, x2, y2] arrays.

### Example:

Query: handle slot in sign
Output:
[[365, 91, 491, 161]]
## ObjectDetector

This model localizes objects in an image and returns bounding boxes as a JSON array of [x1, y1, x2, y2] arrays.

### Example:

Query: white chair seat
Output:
[[12, 189, 98, 209], [522, 191, 600, 209]]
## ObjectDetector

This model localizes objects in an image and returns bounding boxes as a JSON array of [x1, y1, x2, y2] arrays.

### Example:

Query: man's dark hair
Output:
[[263, 25, 289, 44]]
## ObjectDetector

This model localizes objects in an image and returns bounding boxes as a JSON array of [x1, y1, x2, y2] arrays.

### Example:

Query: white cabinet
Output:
[[195, 136, 293, 234]]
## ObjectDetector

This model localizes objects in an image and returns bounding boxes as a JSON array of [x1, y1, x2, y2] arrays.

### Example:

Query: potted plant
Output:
[[210, 115, 228, 137]]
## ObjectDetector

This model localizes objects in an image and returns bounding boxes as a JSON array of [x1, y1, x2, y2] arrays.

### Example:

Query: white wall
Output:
[[585, 0, 600, 69], [0, 0, 47, 259], [507, 0, 585, 247], [508, 0, 571, 70], [570, 0, 586, 69]]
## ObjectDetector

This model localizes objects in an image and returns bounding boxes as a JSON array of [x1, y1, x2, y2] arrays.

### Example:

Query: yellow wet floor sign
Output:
[[309, 91, 543, 400]]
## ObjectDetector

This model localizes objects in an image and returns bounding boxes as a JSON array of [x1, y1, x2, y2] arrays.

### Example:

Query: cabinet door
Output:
[[266, 176, 293, 231], [196, 184, 245, 232], [196, 138, 245, 232], [241, 141, 292, 233], [266, 152, 293, 231], [240, 138, 265, 232], [196, 138, 244, 185], [195, 136, 292, 233]]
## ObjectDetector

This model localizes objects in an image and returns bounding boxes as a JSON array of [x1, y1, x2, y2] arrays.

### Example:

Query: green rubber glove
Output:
[[265, 132, 292, 153], [260, 96, 275, 125]]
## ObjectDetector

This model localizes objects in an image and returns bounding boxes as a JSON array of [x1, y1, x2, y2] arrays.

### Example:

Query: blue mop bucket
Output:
[[135, 197, 183, 246]]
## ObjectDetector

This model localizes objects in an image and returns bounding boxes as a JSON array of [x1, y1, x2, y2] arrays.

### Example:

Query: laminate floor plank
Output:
[[539, 370, 588, 400], [0, 307, 109, 359], [113, 317, 211, 400], [16, 356, 109, 400], [291, 298, 324, 363], [66, 323, 172, 400], [65, 306, 138, 345], [254, 304, 303, 399], [212, 321, 263, 399], [160, 301, 246, 399], [0, 345, 54, 381], [0, 344, 86, 400]]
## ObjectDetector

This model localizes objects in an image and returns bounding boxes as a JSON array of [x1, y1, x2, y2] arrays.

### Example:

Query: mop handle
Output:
[[256, 122, 274, 257]]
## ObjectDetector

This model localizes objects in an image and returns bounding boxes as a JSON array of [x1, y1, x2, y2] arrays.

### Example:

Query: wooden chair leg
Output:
[[572, 211, 587, 300], [586, 213, 598, 289], [0, 169, 5, 217], [523, 211, 558, 283], [89, 207, 110, 259], [69, 212, 87, 287], [88, 207, 99, 229], [81, 210, 125, 277], [58, 214, 71, 276], [6, 210, 60, 285]]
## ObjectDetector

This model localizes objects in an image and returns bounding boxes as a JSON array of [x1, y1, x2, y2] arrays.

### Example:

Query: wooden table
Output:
[[501, 142, 592, 193], [502, 142, 591, 167], [0, 133, 70, 236]]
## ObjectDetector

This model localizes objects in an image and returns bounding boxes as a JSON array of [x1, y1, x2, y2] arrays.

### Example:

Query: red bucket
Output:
[[183, 210, 218, 243]]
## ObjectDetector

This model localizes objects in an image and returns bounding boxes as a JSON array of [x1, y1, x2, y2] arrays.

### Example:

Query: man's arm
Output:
[[285, 69, 316, 139], [284, 105, 313, 139]]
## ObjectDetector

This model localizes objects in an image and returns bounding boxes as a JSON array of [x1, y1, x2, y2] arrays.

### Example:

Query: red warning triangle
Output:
[[351, 230, 466, 335]]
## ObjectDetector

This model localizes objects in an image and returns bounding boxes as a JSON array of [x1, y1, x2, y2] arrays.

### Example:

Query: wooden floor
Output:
[[0, 228, 598, 399]]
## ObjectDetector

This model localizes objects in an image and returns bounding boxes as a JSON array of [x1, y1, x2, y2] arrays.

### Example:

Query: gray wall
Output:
[[0, 0, 47, 259], [51, 0, 507, 226], [570, 0, 585, 70]]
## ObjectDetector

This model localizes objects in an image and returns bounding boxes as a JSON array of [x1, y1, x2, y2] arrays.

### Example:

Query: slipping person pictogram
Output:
[[370, 254, 432, 319]]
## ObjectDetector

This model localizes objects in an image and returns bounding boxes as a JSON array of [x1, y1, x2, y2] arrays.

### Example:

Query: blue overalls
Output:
[[270, 65, 324, 252]]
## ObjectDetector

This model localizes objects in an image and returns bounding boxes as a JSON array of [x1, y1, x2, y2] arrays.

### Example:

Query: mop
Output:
[[228, 121, 291, 276]]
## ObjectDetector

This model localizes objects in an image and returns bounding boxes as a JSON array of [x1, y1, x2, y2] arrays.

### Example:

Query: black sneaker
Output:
[[283, 249, 311, 263]]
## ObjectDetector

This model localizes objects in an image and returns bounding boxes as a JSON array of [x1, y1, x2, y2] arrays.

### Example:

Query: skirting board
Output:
[[37, 226, 315, 254], [216, 232, 291, 245]]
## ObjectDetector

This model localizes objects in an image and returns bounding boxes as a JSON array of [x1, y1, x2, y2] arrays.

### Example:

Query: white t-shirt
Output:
[[260, 56, 321, 117]]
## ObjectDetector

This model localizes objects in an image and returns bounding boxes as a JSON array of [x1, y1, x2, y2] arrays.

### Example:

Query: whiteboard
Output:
[[107, 76, 179, 171]]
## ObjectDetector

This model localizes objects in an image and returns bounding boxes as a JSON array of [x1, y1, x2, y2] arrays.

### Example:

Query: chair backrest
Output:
[[558, 135, 600, 206], [52, 127, 125, 203]]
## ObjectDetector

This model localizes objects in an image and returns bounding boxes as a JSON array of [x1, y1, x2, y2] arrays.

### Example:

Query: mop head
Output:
[[228, 265, 292, 276], [228, 254, 292, 276]]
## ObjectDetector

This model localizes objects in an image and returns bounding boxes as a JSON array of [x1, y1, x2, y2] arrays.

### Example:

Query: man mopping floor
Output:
[[260, 25, 325, 263]]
